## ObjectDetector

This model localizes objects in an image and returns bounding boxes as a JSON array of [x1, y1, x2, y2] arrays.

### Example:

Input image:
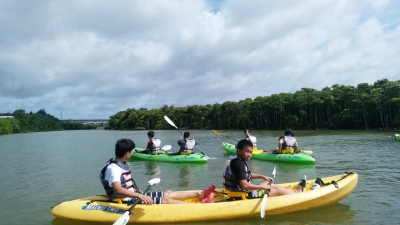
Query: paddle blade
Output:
[[272, 166, 276, 178], [148, 178, 161, 186], [162, 145, 172, 151], [300, 150, 313, 154], [164, 116, 178, 129], [260, 194, 268, 218], [113, 211, 130, 225], [212, 130, 226, 137]]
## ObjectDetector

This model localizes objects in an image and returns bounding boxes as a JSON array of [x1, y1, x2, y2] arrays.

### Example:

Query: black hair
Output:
[[183, 131, 190, 138], [244, 128, 250, 133], [284, 129, 294, 137], [115, 139, 135, 158], [237, 139, 253, 150], [147, 131, 155, 137]]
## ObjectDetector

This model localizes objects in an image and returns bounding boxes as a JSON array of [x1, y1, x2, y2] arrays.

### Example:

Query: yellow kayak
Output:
[[51, 172, 357, 223]]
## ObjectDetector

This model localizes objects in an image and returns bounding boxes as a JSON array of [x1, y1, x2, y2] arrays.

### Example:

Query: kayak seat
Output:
[[183, 198, 200, 203], [282, 149, 294, 154], [224, 189, 248, 200], [110, 198, 124, 204], [180, 150, 192, 155]]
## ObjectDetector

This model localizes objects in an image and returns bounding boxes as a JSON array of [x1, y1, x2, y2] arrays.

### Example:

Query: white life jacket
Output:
[[246, 135, 257, 147], [282, 136, 297, 149], [149, 138, 161, 154]]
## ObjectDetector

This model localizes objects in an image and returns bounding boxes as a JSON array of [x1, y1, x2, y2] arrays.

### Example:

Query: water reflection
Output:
[[264, 203, 356, 225], [144, 161, 161, 178], [176, 163, 208, 187]]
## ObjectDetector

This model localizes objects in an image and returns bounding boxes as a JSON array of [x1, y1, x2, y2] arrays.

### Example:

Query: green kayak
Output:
[[222, 142, 315, 164], [130, 148, 208, 163], [395, 134, 400, 142]]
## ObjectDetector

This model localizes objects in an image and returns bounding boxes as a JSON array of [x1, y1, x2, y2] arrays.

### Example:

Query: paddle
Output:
[[194, 144, 213, 159], [212, 130, 240, 142], [260, 166, 276, 218], [299, 150, 312, 154], [164, 115, 183, 133], [161, 145, 172, 155], [161, 145, 172, 151], [164, 115, 210, 159], [113, 178, 161, 225]]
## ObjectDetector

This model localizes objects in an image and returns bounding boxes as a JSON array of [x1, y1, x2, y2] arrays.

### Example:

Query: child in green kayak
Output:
[[139, 131, 161, 155], [274, 129, 299, 154]]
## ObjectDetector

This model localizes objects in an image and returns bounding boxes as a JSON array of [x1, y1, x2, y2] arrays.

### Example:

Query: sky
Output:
[[1, 0, 399, 119]]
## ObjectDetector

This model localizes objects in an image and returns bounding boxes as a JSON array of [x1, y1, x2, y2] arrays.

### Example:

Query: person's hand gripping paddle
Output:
[[260, 166, 276, 218], [113, 178, 160, 225]]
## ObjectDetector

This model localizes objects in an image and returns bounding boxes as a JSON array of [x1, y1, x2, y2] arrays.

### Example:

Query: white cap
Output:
[[311, 183, 320, 190]]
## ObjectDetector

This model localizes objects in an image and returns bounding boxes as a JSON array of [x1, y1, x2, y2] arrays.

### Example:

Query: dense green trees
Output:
[[0, 117, 20, 134], [0, 109, 97, 135], [105, 79, 400, 131]]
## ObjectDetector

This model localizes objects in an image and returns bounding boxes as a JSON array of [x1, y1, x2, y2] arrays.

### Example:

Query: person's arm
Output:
[[112, 181, 153, 205], [251, 172, 274, 182], [238, 179, 270, 191], [177, 134, 183, 146], [231, 160, 273, 191], [277, 137, 284, 153], [177, 134, 183, 145], [145, 139, 152, 151], [294, 142, 299, 152]]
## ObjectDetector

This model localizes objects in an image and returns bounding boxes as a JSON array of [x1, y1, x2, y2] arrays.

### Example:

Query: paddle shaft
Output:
[[194, 145, 209, 159], [126, 184, 153, 214], [164, 116, 209, 159], [260, 167, 276, 218], [212, 130, 240, 142]]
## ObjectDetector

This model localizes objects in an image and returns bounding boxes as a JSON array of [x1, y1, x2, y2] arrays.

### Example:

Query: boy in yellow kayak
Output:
[[100, 139, 215, 204], [223, 139, 305, 198]]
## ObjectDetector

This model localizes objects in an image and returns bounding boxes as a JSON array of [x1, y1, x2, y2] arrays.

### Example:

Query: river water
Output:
[[0, 129, 399, 225]]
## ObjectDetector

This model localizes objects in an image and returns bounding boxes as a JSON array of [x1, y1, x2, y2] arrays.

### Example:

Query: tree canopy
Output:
[[105, 79, 400, 131], [0, 109, 97, 135]]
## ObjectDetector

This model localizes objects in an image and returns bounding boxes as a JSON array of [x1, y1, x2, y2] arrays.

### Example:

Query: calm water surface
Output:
[[0, 129, 399, 225]]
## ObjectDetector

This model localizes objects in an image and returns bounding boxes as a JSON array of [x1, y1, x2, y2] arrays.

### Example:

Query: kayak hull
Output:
[[222, 142, 315, 164], [130, 148, 208, 163], [51, 173, 357, 223], [395, 134, 400, 142]]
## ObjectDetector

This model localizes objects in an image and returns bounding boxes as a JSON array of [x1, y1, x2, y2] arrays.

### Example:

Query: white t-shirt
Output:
[[104, 163, 122, 187]]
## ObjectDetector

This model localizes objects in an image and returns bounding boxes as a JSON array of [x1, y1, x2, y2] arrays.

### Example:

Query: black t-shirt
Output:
[[230, 158, 250, 181]]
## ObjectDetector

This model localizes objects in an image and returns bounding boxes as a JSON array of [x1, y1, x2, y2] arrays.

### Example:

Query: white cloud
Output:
[[0, 0, 399, 119]]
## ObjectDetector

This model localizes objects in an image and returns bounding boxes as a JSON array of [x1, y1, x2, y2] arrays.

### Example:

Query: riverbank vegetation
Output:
[[0, 109, 97, 135], [105, 79, 400, 131]]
